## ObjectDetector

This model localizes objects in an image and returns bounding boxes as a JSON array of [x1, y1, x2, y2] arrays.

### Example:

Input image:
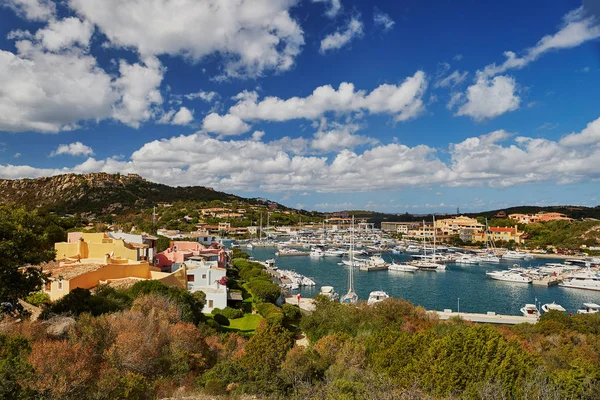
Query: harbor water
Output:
[[246, 247, 600, 315]]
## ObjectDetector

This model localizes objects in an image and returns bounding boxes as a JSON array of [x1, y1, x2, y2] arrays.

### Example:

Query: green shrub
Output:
[[24, 291, 51, 307], [206, 319, 222, 330], [221, 306, 243, 319], [204, 379, 227, 395], [213, 313, 230, 326], [248, 280, 281, 304], [256, 302, 283, 325], [282, 303, 301, 321]]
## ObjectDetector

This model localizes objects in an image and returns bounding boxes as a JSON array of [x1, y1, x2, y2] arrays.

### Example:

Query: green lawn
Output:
[[222, 313, 263, 335]]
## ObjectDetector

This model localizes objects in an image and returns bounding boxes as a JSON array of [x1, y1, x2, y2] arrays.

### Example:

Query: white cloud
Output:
[[373, 9, 395, 31], [5, 116, 600, 191], [455, 76, 520, 121], [312, 0, 341, 18], [310, 124, 378, 152], [479, 7, 600, 78], [446, 92, 463, 110], [50, 142, 94, 157], [184, 91, 218, 102], [320, 17, 363, 53], [171, 107, 194, 126], [251, 131, 265, 141], [559, 116, 600, 146], [111, 57, 165, 128], [434, 70, 468, 88], [34, 17, 94, 51], [3, 0, 56, 21], [229, 71, 428, 123], [13, 153, 21, 158], [453, 54, 463, 61], [68, 0, 304, 78], [0, 42, 116, 133], [202, 113, 251, 136]]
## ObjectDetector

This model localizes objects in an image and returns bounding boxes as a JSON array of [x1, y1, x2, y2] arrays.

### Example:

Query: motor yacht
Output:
[[559, 270, 600, 291], [359, 255, 389, 271], [324, 248, 345, 257], [577, 303, 600, 314], [389, 261, 419, 272], [319, 286, 339, 302], [310, 247, 325, 257], [367, 290, 390, 305], [541, 302, 566, 313], [477, 254, 501, 263], [410, 260, 446, 271], [486, 269, 532, 283], [520, 304, 540, 318], [275, 248, 309, 257], [502, 250, 530, 260], [454, 254, 480, 265]]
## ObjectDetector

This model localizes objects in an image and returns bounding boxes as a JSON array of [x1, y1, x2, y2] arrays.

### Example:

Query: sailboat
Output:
[[477, 218, 501, 263], [410, 217, 446, 271], [341, 216, 359, 304]]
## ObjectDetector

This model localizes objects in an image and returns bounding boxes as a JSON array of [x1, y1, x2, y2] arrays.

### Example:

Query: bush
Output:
[[256, 303, 283, 325], [213, 313, 230, 326], [206, 319, 222, 330], [41, 288, 125, 318], [248, 280, 281, 304], [221, 306, 243, 319], [282, 303, 301, 321], [128, 281, 205, 324], [24, 292, 51, 307]]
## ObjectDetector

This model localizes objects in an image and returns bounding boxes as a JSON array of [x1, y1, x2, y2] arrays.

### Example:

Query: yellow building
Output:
[[42, 255, 187, 301], [55, 232, 151, 262], [473, 226, 525, 244], [435, 216, 484, 236]]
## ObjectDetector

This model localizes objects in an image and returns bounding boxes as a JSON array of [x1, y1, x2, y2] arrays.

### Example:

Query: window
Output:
[[44, 281, 51, 292], [202, 274, 206, 279], [57, 281, 63, 290], [209, 300, 213, 308], [187, 274, 195, 282]]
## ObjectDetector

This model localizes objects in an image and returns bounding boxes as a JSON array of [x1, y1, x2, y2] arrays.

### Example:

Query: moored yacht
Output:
[[319, 286, 340, 302], [310, 247, 325, 257], [559, 270, 600, 291], [454, 254, 480, 265], [359, 255, 388, 271], [486, 269, 532, 283], [367, 290, 390, 305], [520, 304, 540, 318], [577, 303, 600, 314], [541, 302, 566, 313], [502, 250, 530, 260], [410, 260, 446, 271], [324, 248, 345, 257], [389, 261, 418, 272]]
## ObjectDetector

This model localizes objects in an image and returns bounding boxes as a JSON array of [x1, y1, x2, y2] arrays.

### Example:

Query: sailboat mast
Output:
[[349, 216, 354, 292], [433, 215, 436, 258]]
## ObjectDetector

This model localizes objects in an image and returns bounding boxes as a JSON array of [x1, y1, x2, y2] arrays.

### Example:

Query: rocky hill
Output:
[[0, 173, 243, 215]]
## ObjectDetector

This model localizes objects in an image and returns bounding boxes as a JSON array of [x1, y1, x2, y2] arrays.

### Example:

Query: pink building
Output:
[[156, 241, 228, 271]]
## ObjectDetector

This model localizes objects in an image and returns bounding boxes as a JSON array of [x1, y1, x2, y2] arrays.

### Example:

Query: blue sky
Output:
[[1, 0, 599, 213]]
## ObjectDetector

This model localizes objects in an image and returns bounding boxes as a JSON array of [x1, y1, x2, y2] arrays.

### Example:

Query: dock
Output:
[[434, 309, 538, 325]]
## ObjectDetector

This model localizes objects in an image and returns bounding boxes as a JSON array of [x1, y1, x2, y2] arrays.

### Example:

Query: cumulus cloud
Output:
[[559, 116, 600, 146], [373, 8, 395, 31], [4, 115, 600, 191], [228, 71, 427, 123], [50, 142, 94, 157], [3, 0, 56, 21], [202, 113, 251, 136], [68, 0, 304, 78], [34, 17, 94, 51], [312, 0, 341, 18], [158, 107, 194, 126], [310, 124, 378, 152], [479, 7, 600, 79], [455, 76, 520, 121], [320, 17, 363, 53]]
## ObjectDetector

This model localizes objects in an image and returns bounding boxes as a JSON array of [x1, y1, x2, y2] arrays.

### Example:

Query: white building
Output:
[[184, 257, 227, 313]]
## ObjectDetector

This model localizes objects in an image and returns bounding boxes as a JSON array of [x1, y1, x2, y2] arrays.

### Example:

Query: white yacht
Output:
[[559, 270, 600, 291], [389, 261, 418, 272], [341, 216, 359, 304], [577, 303, 600, 314], [319, 286, 339, 302], [405, 245, 421, 253], [541, 302, 566, 313], [520, 304, 540, 318], [411, 260, 446, 271], [358, 255, 388, 271], [502, 250, 530, 260], [477, 253, 501, 263], [367, 290, 390, 305], [310, 247, 325, 257], [454, 254, 480, 265], [324, 248, 345, 257], [486, 269, 532, 283], [275, 248, 309, 257]]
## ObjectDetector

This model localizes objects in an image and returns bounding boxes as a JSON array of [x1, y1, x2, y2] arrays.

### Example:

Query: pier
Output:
[[434, 309, 538, 325]]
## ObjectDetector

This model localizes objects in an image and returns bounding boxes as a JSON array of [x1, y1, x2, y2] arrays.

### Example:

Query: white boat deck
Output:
[[434, 310, 538, 325]]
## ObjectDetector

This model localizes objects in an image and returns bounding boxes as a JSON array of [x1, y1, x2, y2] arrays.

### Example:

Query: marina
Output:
[[245, 246, 600, 316]]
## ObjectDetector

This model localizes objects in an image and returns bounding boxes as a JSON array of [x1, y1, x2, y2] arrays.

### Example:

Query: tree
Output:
[[0, 206, 56, 303]]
